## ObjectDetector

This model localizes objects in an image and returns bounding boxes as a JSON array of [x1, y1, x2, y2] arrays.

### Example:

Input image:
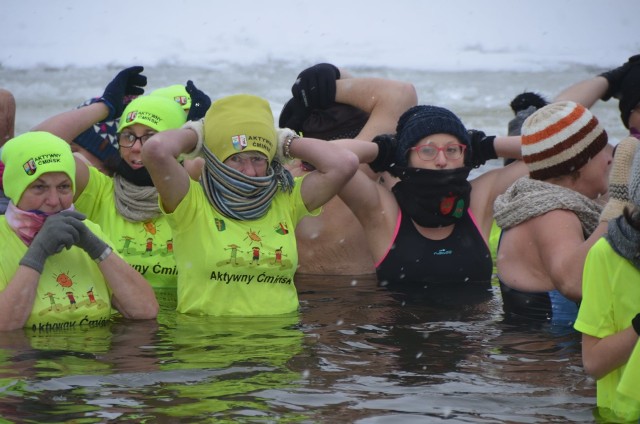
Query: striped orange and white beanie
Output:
[[521, 101, 608, 180]]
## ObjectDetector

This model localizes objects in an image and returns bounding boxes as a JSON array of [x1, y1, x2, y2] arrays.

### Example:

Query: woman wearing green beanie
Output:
[[0, 132, 158, 331], [33, 67, 210, 305]]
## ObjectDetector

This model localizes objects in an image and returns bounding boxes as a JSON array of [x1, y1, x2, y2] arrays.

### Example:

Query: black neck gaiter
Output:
[[392, 166, 472, 227]]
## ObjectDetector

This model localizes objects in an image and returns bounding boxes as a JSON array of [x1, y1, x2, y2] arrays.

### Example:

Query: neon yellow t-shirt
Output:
[[0, 217, 114, 332], [75, 167, 177, 292], [163, 178, 314, 316], [574, 237, 640, 422]]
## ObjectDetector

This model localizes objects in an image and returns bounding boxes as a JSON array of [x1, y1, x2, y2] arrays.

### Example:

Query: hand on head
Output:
[[291, 63, 340, 110], [369, 134, 398, 173], [101, 66, 147, 120], [466, 129, 497, 168], [599, 54, 640, 101], [185, 80, 211, 121]]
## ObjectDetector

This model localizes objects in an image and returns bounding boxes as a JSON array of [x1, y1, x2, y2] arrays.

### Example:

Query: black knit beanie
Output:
[[394, 105, 470, 167], [619, 64, 640, 129]]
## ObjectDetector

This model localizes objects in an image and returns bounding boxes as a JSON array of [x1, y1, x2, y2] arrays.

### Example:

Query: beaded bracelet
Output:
[[283, 134, 299, 160]]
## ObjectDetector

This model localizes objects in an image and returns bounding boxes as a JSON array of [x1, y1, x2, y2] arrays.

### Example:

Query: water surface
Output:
[[0, 275, 595, 423]]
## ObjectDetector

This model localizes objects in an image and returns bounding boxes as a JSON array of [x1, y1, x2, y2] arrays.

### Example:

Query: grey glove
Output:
[[71, 211, 110, 260], [19, 211, 82, 273]]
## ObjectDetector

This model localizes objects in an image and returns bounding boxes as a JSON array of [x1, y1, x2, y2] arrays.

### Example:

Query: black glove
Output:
[[19, 211, 83, 273], [599, 54, 640, 101], [368, 134, 398, 173], [291, 63, 340, 109], [185, 80, 211, 121], [467, 129, 497, 168], [100, 66, 147, 120]]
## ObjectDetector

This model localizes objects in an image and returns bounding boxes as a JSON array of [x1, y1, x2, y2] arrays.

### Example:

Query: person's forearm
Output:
[[330, 139, 378, 164], [335, 78, 417, 141], [0, 266, 41, 331], [583, 329, 639, 379], [554, 77, 608, 108], [100, 254, 158, 320], [494, 136, 522, 159], [32, 102, 110, 142]]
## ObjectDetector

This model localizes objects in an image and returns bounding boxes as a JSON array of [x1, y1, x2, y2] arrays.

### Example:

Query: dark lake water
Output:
[[0, 274, 595, 423]]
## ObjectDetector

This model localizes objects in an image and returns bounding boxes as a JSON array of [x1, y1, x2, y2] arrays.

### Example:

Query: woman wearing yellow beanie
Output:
[[0, 132, 158, 331], [142, 94, 359, 316], [33, 67, 209, 305]]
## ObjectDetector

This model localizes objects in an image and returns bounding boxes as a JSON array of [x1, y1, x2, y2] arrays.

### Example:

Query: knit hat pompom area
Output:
[[395, 105, 470, 167], [521, 101, 608, 180]]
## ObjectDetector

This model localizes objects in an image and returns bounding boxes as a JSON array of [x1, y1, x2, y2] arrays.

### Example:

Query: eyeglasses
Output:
[[227, 153, 268, 166], [119, 132, 156, 148], [409, 143, 467, 161]]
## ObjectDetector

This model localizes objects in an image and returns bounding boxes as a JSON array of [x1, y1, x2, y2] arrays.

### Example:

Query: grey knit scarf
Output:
[[494, 177, 602, 237], [113, 174, 162, 222], [200, 146, 294, 221], [606, 214, 640, 269]]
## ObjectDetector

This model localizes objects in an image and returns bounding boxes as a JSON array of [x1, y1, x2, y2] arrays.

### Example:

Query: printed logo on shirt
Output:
[[433, 248, 453, 256]]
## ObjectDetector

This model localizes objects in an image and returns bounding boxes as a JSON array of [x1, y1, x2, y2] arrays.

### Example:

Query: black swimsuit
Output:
[[375, 209, 493, 304]]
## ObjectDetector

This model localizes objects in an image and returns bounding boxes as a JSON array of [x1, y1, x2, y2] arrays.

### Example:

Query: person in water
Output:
[[141, 93, 359, 316], [332, 103, 526, 303], [494, 101, 613, 326], [70, 79, 210, 176], [32, 67, 205, 301], [279, 63, 417, 276], [0, 131, 158, 331], [574, 147, 640, 423]]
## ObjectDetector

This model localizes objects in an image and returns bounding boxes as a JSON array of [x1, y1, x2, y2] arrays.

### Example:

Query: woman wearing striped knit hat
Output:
[[494, 100, 616, 327]]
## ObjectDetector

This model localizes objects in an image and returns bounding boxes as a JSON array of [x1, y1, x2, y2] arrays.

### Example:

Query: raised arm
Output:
[[334, 77, 417, 141], [332, 137, 400, 261], [141, 128, 196, 213], [553, 76, 608, 109], [282, 131, 359, 212], [554, 55, 640, 109], [287, 63, 417, 141], [32, 66, 147, 142]]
